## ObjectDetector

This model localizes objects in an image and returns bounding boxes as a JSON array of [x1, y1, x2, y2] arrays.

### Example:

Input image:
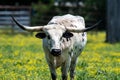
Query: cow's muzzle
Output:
[[50, 49, 61, 56]]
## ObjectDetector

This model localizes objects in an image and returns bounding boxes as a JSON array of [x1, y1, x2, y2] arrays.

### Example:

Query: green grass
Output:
[[0, 32, 120, 80]]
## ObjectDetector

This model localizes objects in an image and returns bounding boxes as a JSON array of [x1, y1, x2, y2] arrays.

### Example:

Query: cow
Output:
[[11, 14, 101, 80]]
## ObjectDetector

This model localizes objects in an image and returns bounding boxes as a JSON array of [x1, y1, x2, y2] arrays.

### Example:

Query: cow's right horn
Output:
[[67, 20, 102, 33], [11, 16, 44, 32]]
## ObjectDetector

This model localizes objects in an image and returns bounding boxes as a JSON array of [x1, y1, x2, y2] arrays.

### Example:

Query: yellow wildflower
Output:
[[0, 53, 2, 58]]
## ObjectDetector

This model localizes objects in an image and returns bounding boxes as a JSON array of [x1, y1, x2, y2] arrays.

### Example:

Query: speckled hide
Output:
[[48, 14, 85, 29], [42, 14, 87, 80]]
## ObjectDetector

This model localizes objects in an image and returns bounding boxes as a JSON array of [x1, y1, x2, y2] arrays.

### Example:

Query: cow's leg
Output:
[[44, 48, 57, 80], [46, 58, 57, 80], [51, 72, 56, 80], [61, 63, 68, 80], [48, 64, 57, 80], [70, 58, 77, 80], [61, 57, 71, 80]]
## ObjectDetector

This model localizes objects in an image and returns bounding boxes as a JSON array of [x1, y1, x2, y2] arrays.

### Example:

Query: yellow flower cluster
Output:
[[0, 32, 120, 80]]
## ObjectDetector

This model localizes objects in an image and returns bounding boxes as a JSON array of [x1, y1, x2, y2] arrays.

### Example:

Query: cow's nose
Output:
[[50, 49, 61, 56]]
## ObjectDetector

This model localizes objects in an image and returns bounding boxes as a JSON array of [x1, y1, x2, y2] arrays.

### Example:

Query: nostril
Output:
[[51, 49, 61, 56]]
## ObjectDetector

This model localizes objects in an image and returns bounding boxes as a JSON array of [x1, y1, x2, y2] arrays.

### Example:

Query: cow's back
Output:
[[48, 14, 85, 29]]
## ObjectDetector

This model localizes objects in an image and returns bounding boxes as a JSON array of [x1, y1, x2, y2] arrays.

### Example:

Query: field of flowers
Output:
[[0, 32, 120, 80]]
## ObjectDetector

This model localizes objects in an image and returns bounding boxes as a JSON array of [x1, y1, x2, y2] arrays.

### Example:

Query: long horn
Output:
[[11, 16, 43, 32], [67, 20, 102, 33]]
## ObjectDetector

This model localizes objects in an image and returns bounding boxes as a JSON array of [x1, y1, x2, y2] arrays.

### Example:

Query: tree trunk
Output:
[[106, 0, 120, 43]]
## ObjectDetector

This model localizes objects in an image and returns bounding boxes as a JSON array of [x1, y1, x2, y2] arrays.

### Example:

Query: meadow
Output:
[[0, 32, 120, 80]]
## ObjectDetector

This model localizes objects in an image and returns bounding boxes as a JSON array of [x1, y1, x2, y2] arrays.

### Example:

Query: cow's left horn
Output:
[[67, 20, 102, 33], [11, 16, 44, 32]]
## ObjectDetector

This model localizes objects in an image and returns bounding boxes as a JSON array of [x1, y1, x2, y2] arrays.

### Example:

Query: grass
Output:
[[0, 32, 120, 80]]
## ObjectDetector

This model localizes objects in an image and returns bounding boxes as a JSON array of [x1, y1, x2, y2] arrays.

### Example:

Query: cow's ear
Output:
[[63, 31, 73, 38], [35, 32, 46, 39]]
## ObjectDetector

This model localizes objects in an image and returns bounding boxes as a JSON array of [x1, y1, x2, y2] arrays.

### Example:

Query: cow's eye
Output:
[[63, 31, 73, 38], [47, 35, 51, 39]]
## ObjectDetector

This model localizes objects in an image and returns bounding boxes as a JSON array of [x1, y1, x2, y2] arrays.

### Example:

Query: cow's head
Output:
[[11, 16, 101, 56], [35, 25, 74, 56]]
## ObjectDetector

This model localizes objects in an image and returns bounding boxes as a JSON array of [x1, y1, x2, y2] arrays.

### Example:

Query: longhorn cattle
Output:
[[11, 14, 101, 80]]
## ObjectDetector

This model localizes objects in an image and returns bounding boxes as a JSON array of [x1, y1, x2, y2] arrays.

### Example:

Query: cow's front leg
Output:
[[51, 71, 56, 80], [48, 62, 57, 80], [69, 58, 77, 80], [61, 57, 71, 80]]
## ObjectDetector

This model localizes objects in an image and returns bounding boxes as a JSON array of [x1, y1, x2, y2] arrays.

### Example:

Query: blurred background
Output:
[[0, 0, 119, 43], [0, 0, 120, 80]]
